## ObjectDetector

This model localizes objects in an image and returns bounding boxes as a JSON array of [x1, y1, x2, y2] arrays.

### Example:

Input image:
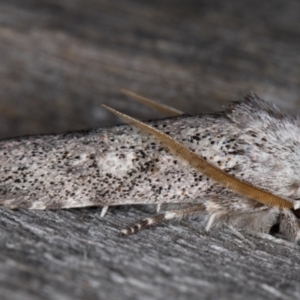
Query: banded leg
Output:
[[121, 204, 206, 235]]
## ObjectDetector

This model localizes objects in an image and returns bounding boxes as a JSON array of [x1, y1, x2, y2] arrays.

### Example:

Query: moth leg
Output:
[[205, 205, 282, 241], [156, 203, 162, 213], [223, 207, 298, 245], [226, 224, 247, 240], [279, 208, 300, 243], [253, 232, 296, 247], [205, 213, 218, 231], [121, 89, 183, 117], [100, 205, 109, 217], [244, 208, 300, 246], [225, 224, 255, 248], [122, 204, 205, 236], [205, 210, 259, 246]]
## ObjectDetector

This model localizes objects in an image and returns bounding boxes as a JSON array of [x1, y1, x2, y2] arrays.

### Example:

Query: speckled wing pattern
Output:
[[0, 94, 300, 212], [2, 94, 300, 241]]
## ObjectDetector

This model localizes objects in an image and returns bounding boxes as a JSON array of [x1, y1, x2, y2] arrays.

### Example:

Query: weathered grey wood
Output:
[[0, 0, 300, 299]]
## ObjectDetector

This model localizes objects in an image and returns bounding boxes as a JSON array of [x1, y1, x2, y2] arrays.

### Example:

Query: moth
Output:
[[0, 91, 300, 244]]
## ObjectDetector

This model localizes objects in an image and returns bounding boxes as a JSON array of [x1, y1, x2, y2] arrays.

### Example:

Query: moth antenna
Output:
[[122, 204, 205, 235], [102, 105, 295, 210], [121, 89, 183, 117]]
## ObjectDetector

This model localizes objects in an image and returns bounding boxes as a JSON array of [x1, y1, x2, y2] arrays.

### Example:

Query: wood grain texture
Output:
[[0, 0, 300, 299]]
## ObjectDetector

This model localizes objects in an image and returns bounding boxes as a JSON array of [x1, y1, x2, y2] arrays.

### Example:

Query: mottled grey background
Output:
[[0, 1, 300, 299]]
